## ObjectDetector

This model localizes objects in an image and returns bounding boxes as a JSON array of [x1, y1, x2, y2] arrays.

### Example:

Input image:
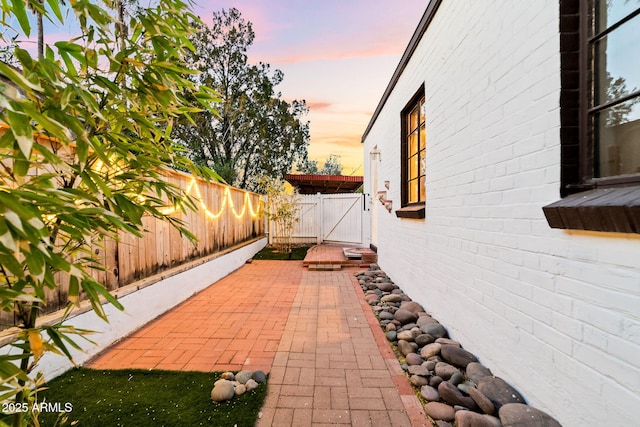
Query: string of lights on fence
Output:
[[160, 178, 263, 220]]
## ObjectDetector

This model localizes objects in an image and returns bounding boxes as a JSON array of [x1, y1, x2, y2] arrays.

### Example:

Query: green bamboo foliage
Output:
[[262, 178, 301, 254], [0, 1, 220, 424]]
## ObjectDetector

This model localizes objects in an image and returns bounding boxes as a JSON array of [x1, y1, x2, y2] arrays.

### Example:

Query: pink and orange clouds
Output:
[[194, 0, 427, 174]]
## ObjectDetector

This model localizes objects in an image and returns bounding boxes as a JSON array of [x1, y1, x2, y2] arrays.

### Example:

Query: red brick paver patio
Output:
[[88, 247, 428, 426]]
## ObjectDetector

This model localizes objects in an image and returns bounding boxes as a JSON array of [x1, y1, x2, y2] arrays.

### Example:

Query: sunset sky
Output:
[[24, 1, 429, 175], [193, 0, 428, 175]]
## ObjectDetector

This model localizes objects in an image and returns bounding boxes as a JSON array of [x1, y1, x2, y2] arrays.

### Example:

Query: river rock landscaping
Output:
[[210, 370, 267, 402], [355, 266, 562, 427]]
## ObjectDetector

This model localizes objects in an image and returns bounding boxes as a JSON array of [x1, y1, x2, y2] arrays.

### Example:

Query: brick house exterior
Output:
[[362, 1, 639, 425]]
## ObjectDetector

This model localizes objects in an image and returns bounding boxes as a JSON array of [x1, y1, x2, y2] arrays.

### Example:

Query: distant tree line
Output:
[[297, 153, 344, 175]]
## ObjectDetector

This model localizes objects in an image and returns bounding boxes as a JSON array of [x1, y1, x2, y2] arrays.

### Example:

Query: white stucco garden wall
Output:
[[27, 238, 267, 381], [363, 1, 639, 426]]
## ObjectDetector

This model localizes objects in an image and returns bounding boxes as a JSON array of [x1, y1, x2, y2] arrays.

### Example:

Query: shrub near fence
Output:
[[1, 170, 264, 327]]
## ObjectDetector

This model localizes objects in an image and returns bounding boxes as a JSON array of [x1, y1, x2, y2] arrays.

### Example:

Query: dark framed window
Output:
[[590, 1, 640, 181], [397, 88, 426, 219], [544, 0, 640, 233]]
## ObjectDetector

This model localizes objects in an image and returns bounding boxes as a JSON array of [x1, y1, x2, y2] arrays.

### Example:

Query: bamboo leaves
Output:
[[0, 0, 220, 420]]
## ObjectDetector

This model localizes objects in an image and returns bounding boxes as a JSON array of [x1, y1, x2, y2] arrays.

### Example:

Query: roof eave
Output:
[[361, 0, 442, 143]]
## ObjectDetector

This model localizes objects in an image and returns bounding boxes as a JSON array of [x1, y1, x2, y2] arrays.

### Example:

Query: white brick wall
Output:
[[363, 1, 640, 425]]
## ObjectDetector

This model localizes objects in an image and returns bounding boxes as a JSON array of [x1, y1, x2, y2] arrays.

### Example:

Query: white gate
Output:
[[269, 193, 369, 246]]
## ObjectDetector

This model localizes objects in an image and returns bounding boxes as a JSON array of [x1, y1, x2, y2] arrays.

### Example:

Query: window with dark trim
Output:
[[544, 0, 640, 233], [397, 88, 426, 219]]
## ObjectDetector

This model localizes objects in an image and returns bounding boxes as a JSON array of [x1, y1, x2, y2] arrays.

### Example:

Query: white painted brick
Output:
[[573, 342, 639, 392], [532, 321, 573, 356], [622, 318, 640, 342], [601, 380, 640, 426], [362, 1, 639, 425], [573, 300, 625, 335], [531, 286, 573, 313], [607, 334, 640, 369], [583, 324, 610, 353], [551, 312, 583, 342]]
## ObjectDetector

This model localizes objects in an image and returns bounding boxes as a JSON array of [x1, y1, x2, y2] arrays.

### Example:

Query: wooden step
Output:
[[308, 264, 342, 271]]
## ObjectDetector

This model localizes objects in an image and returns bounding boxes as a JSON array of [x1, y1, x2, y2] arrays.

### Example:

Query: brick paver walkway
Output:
[[88, 254, 428, 426]]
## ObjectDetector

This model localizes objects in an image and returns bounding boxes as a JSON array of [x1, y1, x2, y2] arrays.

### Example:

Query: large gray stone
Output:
[[234, 384, 246, 396], [448, 372, 464, 386], [417, 315, 438, 326], [379, 310, 395, 320], [424, 402, 455, 422], [410, 375, 428, 387], [252, 370, 267, 383], [438, 381, 477, 409], [398, 339, 418, 356], [468, 386, 495, 415], [429, 376, 443, 388], [457, 380, 476, 394], [394, 309, 418, 325], [455, 411, 502, 427], [434, 362, 461, 380], [408, 364, 430, 376], [435, 338, 460, 347], [398, 322, 417, 332], [499, 403, 562, 427], [235, 370, 253, 384], [397, 330, 415, 341], [381, 294, 403, 303], [466, 362, 493, 383], [440, 345, 478, 368], [365, 295, 379, 305], [420, 385, 440, 401], [245, 379, 259, 391], [376, 282, 395, 292], [477, 377, 526, 409], [405, 352, 423, 366], [220, 372, 235, 381], [400, 300, 424, 314], [211, 380, 235, 402], [415, 333, 435, 347], [423, 360, 436, 371], [420, 343, 442, 359], [420, 323, 447, 339]]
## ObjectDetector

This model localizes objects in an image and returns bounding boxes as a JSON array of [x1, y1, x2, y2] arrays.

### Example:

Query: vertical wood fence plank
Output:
[[2, 171, 264, 328]]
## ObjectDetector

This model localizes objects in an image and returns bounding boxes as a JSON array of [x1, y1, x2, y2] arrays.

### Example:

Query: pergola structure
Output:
[[285, 174, 363, 194]]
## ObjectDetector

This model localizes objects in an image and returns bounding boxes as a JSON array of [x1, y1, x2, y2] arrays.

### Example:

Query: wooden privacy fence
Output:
[[105, 170, 265, 286], [3, 170, 264, 325]]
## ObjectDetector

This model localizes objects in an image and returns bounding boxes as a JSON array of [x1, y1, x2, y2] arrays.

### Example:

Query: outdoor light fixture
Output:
[[160, 178, 263, 220], [93, 159, 262, 221], [377, 190, 393, 213]]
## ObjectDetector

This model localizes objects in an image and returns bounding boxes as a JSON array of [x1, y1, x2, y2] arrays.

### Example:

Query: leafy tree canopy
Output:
[[297, 153, 344, 175], [171, 8, 310, 192]]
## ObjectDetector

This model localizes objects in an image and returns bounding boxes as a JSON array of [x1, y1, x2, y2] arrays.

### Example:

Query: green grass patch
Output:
[[252, 245, 311, 260], [32, 368, 267, 427]]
